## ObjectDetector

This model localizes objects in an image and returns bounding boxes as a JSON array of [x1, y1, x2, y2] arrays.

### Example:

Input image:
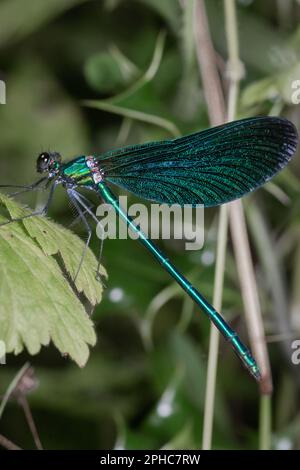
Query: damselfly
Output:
[[0, 116, 298, 380]]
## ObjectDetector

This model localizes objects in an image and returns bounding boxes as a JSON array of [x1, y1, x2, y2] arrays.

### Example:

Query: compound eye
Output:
[[36, 152, 50, 173], [41, 152, 50, 162]]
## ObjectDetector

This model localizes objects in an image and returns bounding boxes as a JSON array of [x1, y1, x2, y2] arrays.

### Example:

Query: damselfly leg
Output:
[[78, 189, 108, 283], [68, 193, 95, 229], [0, 177, 49, 197], [67, 189, 106, 285], [67, 189, 92, 283], [0, 181, 57, 227]]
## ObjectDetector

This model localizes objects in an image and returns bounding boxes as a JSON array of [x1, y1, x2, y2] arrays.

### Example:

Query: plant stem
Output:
[[193, 0, 228, 450], [246, 202, 294, 383], [0, 433, 22, 450], [18, 394, 43, 450], [202, 206, 228, 450], [259, 395, 272, 449], [193, 0, 273, 450], [224, 0, 242, 121], [193, 0, 225, 127], [0, 362, 30, 420], [224, 0, 273, 450], [202, 0, 242, 450], [230, 202, 273, 395]]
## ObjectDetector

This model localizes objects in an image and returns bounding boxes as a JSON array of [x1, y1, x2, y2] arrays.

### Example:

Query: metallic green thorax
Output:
[[62, 156, 94, 186]]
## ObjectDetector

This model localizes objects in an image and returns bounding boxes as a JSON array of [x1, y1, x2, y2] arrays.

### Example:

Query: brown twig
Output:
[[194, 0, 226, 126], [17, 394, 43, 450], [193, 0, 273, 449], [0, 362, 31, 419], [224, 0, 273, 395], [14, 365, 43, 450], [0, 363, 43, 450], [0, 433, 22, 450], [229, 202, 273, 394], [194, 0, 227, 450], [195, 0, 272, 395]]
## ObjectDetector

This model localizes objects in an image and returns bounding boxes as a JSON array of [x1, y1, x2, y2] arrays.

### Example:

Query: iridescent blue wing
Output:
[[96, 117, 298, 207]]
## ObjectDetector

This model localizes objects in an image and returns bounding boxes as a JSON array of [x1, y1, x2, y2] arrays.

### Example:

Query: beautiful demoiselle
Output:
[[0, 116, 298, 380]]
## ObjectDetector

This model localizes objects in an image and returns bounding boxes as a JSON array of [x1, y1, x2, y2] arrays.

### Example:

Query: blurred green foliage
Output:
[[0, 0, 300, 450]]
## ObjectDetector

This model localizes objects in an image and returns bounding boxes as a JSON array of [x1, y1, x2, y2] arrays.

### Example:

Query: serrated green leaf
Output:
[[0, 193, 107, 367], [1, 194, 106, 305]]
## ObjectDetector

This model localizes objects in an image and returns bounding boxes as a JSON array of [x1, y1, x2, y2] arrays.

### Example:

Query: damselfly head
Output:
[[36, 151, 62, 176]]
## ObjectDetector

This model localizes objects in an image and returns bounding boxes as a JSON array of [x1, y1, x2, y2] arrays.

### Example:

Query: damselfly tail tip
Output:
[[233, 340, 261, 382], [250, 363, 262, 382]]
